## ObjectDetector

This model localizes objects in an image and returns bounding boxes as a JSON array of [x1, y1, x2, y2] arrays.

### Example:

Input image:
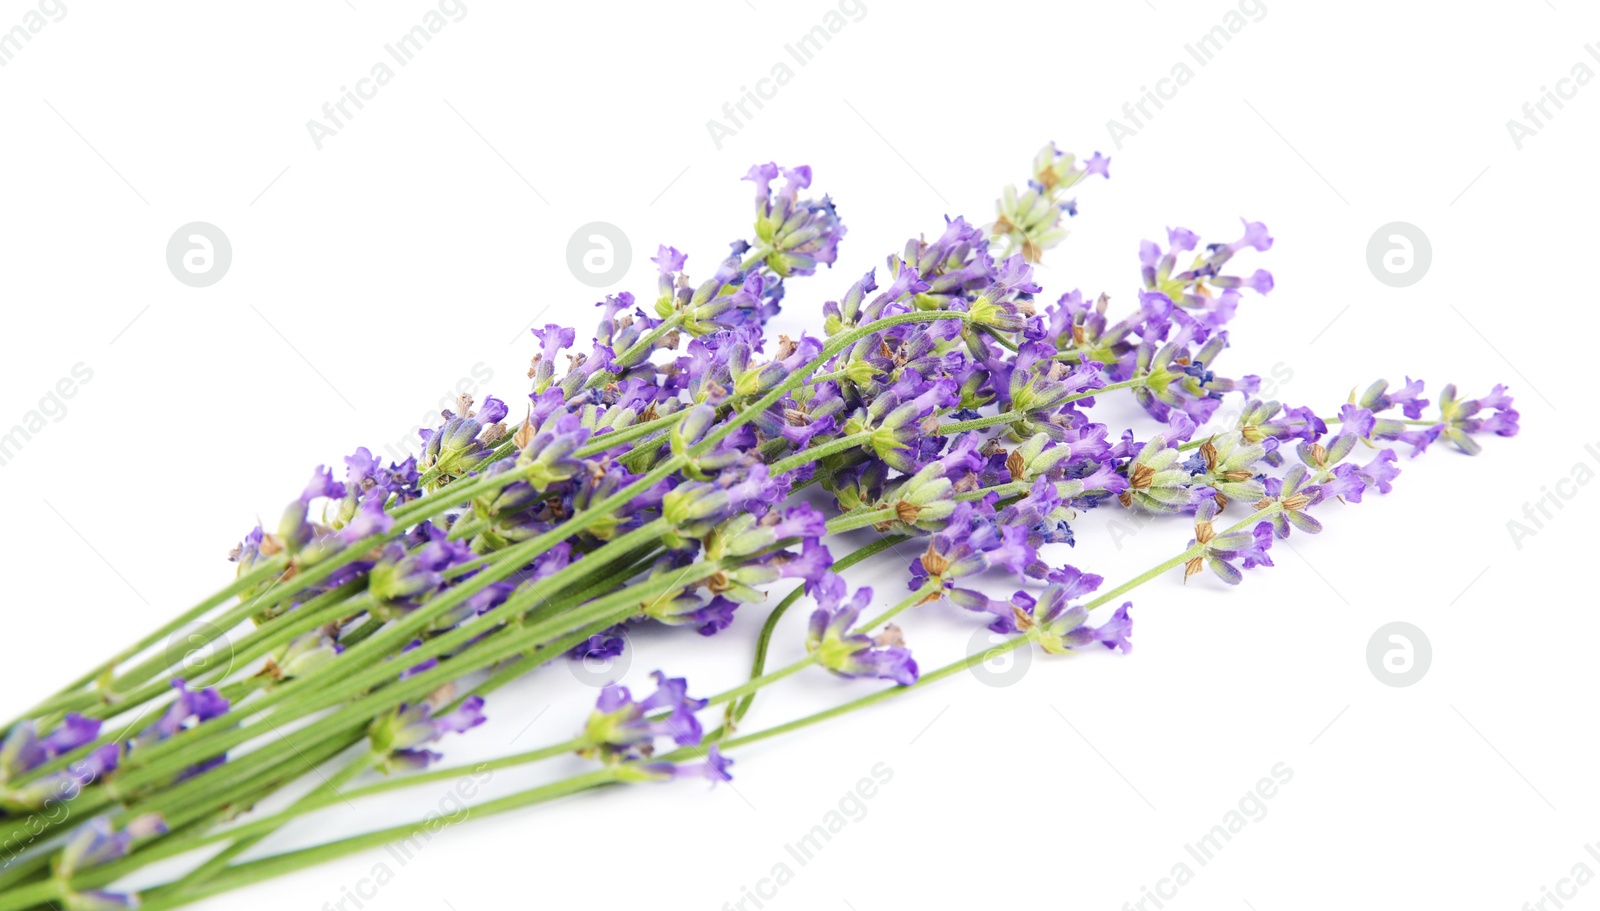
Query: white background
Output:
[[1, 1, 1595, 909]]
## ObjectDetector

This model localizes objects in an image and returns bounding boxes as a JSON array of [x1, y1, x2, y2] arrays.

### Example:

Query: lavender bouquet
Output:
[[0, 148, 1516, 910]]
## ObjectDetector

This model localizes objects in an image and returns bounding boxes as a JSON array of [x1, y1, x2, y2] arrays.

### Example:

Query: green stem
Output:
[[618, 313, 684, 367], [935, 378, 1146, 436], [15, 557, 291, 726], [979, 325, 1020, 352], [1175, 413, 1438, 452], [0, 879, 58, 911], [134, 771, 623, 911], [165, 752, 377, 894], [934, 409, 1026, 435], [112, 523, 674, 795], [1084, 505, 1280, 609], [768, 431, 874, 476], [710, 633, 1032, 757]]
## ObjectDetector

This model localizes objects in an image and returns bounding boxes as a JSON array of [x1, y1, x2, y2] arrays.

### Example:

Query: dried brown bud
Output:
[[1194, 520, 1216, 545], [1129, 463, 1156, 491], [1199, 437, 1219, 472], [1005, 449, 1026, 482], [1183, 556, 1204, 582], [895, 501, 922, 524], [874, 625, 907, 648], [512, 410, 536, 449], [919, 541, 950, 577]]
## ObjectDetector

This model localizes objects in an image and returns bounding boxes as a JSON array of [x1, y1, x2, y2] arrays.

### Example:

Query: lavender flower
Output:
[[807, 575, 918, 686], [369, 696, 487, 772], [745, 163, 845, 279], [619, 744, 736, 786], [419, 394, 511, 487], [275, 465, 347, 555], [1119, 436, 1194, 512], [1011, 572, 1132, 655], [907, 502, 1034, 623], [1257, 464, 1322, 538], [1185, 431, 1268, 509], [582, 671, 708, 762], [1, 714, 114, 813], [367, 523, 475, 615], [266, 631, 343, 680], [54, 814, 168, 910], [1141, 219, 1274, 322], [1185, 502, 1275, 585], [1435, 383, 1520, 455], [993, 143, 1109, 262]]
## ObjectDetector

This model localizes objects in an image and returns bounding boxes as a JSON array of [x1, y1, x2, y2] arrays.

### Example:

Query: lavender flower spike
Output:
[[368, 696, 488, 772], [806, 574, 919, 686], [1014, 576, 1133, 656], [55, 814, 169, 910], [582, 671, 709, 763]]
